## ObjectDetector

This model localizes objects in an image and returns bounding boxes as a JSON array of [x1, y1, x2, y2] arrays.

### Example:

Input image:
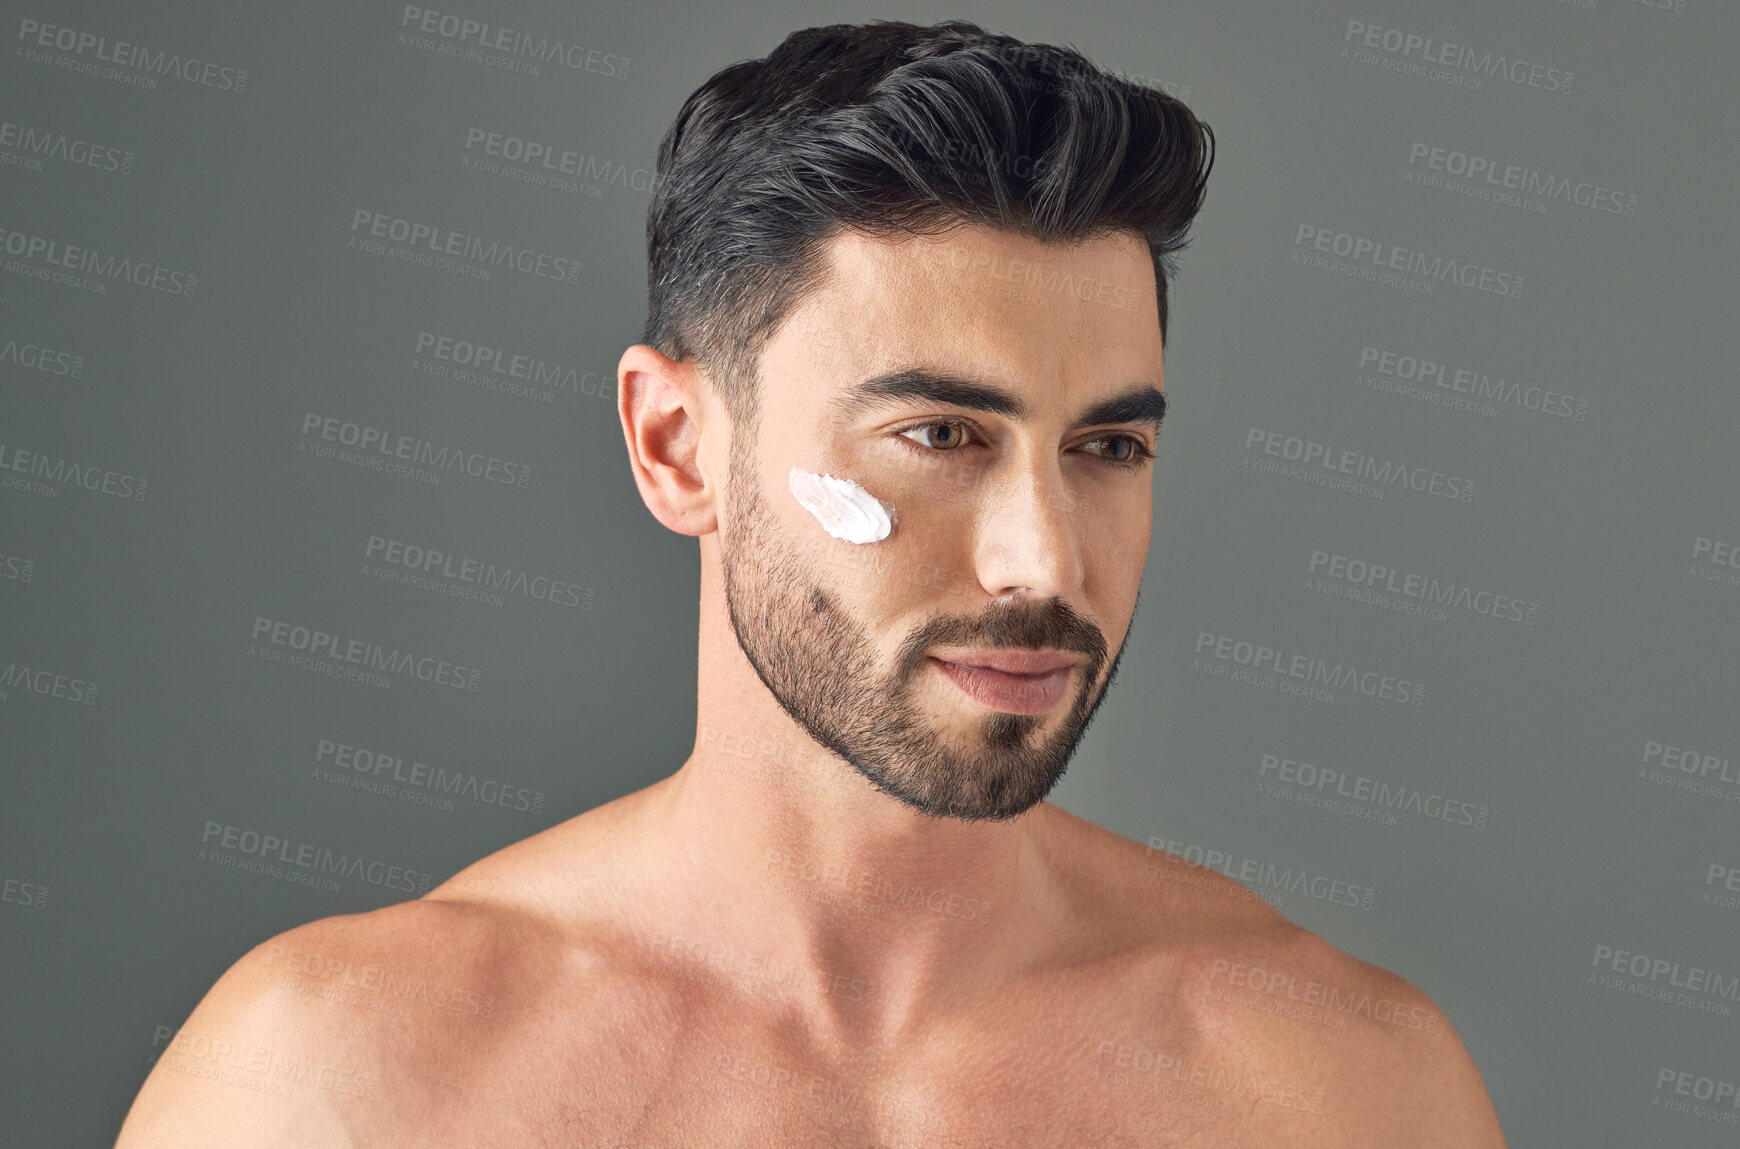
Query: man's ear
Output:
[[617, 344, 719, 537]]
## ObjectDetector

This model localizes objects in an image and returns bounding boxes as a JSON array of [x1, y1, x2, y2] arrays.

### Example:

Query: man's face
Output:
[[719, 225, 1162, 821]]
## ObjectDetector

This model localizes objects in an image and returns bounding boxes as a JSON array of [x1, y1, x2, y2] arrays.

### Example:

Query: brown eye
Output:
[[1078, 434, 1156, 470], [1098, 437, 1134, 463], [900, 421, 972, 450]]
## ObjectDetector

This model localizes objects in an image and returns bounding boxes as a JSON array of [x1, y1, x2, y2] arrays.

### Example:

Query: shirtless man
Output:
[[116, 19, 1506, 1147]]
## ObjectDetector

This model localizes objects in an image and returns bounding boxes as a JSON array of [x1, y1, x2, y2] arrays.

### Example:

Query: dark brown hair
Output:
[[641, 19, 1215, 432]]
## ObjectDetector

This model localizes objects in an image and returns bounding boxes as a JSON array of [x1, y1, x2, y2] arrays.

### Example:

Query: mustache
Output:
[[893, 598, 1107, 679]]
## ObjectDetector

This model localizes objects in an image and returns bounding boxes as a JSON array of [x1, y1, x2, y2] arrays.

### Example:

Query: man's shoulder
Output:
[[1037, 806, 1505, 1145], [116, 813, 656, 1147], [243, 890, 565, 1007], [1032, 802, 1296, 938], [227, 806, 654, 1028], [1179, 925, 1505, 1145], [113, 898, 531, 1145], [238, 809, 624, 1007]]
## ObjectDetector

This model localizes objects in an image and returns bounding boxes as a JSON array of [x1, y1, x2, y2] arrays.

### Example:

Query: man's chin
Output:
[[841, 739, 1070, 823]]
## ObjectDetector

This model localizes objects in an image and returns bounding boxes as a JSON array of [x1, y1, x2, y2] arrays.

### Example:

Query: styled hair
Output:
[[640, 18, 1215, 432]]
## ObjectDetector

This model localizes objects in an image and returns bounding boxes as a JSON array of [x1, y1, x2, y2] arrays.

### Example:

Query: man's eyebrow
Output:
[[828, 368, 1167, 433]]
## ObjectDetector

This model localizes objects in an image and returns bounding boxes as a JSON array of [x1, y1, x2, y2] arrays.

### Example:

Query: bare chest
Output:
[[342, 1020, 1337, 1148]]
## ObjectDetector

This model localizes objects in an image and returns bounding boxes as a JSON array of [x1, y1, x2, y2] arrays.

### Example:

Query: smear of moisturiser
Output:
[[788, 465, 897, 544]]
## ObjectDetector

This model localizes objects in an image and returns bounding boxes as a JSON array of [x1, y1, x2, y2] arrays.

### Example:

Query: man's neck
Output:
[[634, 747, 1069, 1048], [594, 541, 1078, 1046]]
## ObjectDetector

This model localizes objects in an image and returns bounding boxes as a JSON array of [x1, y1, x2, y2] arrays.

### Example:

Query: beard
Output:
[[719, 434, 1133, 822]]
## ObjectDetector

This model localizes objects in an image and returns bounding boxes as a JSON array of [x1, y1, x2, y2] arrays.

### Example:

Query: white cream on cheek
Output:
[[788, 465, 897, 544]]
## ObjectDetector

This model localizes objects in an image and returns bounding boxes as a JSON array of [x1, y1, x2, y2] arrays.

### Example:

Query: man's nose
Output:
[[970, 460, 1086, 600]]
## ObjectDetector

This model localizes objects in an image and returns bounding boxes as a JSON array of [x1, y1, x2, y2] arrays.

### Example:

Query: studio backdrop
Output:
[[2, 1, 1737, 1145]]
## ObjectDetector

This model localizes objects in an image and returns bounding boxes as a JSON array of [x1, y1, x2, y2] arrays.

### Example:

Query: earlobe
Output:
[[617, 344, 718, 538]]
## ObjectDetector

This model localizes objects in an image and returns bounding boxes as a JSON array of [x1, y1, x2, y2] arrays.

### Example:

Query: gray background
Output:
[[2, 0, 1737, 1144]]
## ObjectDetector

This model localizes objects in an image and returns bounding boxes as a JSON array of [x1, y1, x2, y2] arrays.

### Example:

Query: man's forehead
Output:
[[821, 225, 1153, 309], [775, 225, 1163, 407], [836, 223, 1148, 262]]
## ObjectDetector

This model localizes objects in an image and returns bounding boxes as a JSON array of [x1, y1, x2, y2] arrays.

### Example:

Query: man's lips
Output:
[[929, 648, 1078, 675], [930, 657, 1074, 713]]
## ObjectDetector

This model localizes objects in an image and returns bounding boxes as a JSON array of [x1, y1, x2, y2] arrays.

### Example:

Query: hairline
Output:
[[712, 219, 1168, 443]]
